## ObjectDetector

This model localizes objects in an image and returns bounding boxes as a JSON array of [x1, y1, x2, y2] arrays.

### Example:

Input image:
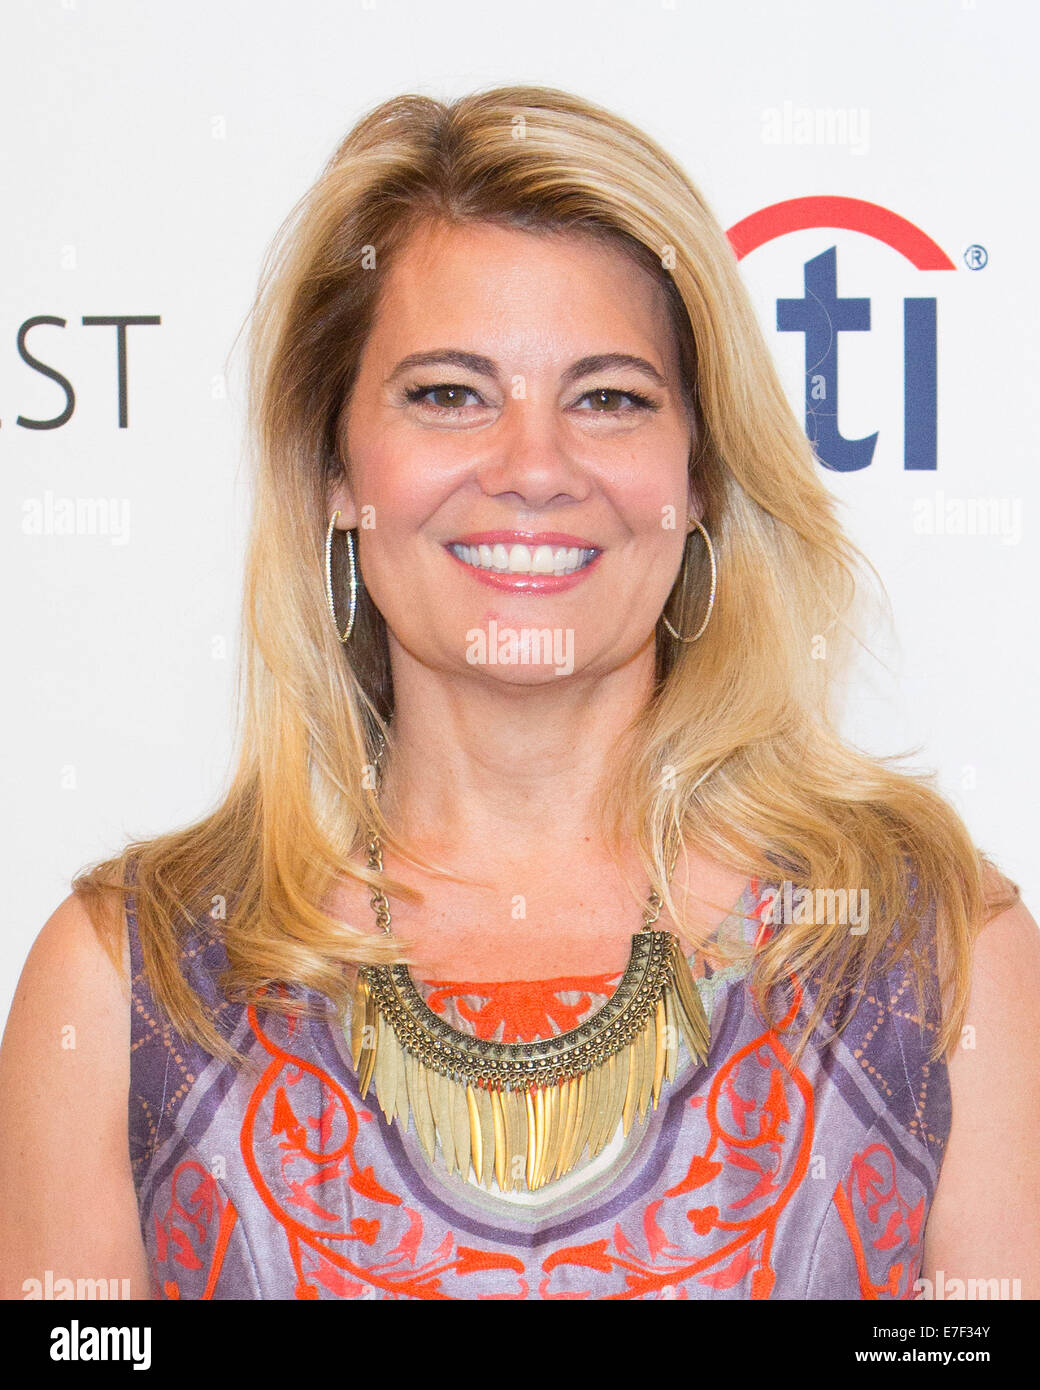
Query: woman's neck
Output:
[[378, 632, 657, 863]]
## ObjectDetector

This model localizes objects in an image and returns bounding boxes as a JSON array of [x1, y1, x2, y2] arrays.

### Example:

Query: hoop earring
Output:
[[662, 518, 716, 643], [324, 510, 357, 643]]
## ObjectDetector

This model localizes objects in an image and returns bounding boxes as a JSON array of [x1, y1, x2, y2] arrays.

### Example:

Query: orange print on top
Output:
[[421, 973, 623, 1043]]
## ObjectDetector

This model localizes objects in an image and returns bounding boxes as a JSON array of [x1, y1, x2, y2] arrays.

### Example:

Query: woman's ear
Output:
[[328, 404, 359, 528], [685, 410, 705, 524], [328, 472, 358, 531], [686, 480, 704, 527]]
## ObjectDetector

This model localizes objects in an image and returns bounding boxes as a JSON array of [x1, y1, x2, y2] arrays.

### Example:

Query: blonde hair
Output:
[[74, 84, 1017, 1067]]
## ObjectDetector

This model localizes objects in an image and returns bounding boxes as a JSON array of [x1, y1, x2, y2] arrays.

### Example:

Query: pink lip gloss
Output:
[[443, 531, 603, 593]]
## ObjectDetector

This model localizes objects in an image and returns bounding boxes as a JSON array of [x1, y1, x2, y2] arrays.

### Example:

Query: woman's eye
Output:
[[403, 383, 658, 415], [576, 388, 657, 412], [404, 383, 481, 411]]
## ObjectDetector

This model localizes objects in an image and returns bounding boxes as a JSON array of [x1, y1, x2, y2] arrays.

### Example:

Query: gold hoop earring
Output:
[[325, 511, 357, 643], [662, 518, 716, 643]]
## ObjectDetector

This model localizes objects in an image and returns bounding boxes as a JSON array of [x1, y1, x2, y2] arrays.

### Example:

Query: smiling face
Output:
[[331, 217, 698, 684]]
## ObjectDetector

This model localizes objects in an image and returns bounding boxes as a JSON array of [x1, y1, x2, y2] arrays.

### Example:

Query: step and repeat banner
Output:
[[2, 0, 1036, 1024]]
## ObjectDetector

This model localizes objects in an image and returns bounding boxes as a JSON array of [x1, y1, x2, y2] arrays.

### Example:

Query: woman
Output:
[[1, 84, 1037, 1302]]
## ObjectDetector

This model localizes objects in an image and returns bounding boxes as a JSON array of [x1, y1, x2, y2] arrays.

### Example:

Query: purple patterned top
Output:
[[126, 871, 949, 1299]]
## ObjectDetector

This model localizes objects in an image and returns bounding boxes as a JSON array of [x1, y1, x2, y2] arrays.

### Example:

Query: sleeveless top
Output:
[[125, 870, 951, 1300]]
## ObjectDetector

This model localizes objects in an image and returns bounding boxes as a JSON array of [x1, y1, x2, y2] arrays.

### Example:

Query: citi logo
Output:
[[728, 196, 958, 472]]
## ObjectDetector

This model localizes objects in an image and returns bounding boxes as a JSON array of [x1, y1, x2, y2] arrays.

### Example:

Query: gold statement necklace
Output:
[[348, 829, 712, 1193]]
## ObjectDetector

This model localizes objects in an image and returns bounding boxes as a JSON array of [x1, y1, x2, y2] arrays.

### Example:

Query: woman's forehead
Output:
[[365, 218, 681, 371]]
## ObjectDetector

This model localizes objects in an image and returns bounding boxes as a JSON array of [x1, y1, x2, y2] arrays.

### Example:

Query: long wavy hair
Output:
[[73, 83, 1018, 1067]]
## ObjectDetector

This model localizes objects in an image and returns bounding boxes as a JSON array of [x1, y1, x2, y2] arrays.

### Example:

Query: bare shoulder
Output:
[[0, 890, 149, 1298], [0, 889, 131, 1078], [949, 872, 1040, 1061], [921, 877, 1040, 1296]]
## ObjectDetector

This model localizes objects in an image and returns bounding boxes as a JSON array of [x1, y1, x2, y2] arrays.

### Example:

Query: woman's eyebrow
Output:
[[564, 354, 667, 388], [384, 349, 668, 388], [385, 349, 497, 384]]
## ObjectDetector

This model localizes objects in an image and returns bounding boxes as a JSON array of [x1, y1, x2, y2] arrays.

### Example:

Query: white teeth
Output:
[[449, 542, 597, 576]]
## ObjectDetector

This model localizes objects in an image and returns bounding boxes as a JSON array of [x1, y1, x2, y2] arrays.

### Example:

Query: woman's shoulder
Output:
[[0, 888, 133, 1116], [922, 869, 1040, 1293], [5, 889, 131, 1043], [0, 890, 155, 1297], [956, 869, 1040, 1060]]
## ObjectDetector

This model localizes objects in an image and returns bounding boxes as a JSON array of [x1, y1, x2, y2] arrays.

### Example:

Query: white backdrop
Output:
[[2, 0, 1037, 1030]]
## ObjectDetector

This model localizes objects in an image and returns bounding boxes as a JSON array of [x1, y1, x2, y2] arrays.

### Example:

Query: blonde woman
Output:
[[2, 85, 1037, 1302]]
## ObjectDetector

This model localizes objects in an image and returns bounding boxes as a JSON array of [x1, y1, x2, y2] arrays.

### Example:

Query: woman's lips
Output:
[[443, 533, 603, 592], [448, 530, 600, 549]]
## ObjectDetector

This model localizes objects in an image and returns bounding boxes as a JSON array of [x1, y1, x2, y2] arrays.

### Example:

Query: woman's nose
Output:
[[471, 404, 593, 510]]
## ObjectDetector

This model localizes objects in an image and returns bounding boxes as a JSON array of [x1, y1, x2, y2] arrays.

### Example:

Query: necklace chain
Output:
[[363, 732, 680, 938], [365, 830, 666, 936], [364, 733, 675, 939]]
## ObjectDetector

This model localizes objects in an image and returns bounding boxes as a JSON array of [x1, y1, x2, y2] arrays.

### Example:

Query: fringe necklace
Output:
[[349, 832, 710, 1193]]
